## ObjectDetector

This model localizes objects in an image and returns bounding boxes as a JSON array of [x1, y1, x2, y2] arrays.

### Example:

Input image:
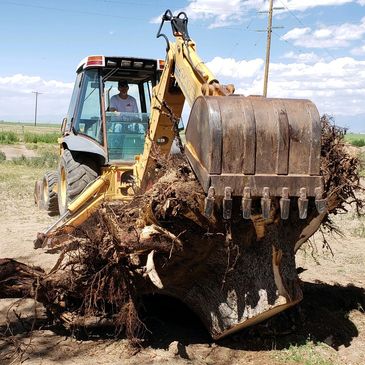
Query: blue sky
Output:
[[0, 0, 364, 131]]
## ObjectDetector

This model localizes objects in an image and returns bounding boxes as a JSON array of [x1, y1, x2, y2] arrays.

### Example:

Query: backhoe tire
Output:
[[57, 149, 99, 215], [42, 171, 60, 216], [34, 180, 43, 209]]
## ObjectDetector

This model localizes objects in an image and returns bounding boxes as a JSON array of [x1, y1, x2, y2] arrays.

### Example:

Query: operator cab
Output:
[[62, 55, 164, 164]]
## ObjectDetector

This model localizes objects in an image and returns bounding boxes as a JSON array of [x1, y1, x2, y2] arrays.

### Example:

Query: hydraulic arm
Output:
[[134, 10, 234, 191], [135, 10, 326, 221]]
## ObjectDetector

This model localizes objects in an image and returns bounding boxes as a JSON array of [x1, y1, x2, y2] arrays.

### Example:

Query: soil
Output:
[[0, 152, 364, 364], [0, 145, 37, 160]]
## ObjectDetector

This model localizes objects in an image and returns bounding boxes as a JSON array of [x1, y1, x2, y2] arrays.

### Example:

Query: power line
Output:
[[2, 0, 293, 35], [277, 0, 307, 28], [1, 0, 146, 20], [101, 0, 268, 14], [276, 0, 337, 61], [1, 0, 269, 25], [2, 0, 253, 17], [101, 0, 190, 5]]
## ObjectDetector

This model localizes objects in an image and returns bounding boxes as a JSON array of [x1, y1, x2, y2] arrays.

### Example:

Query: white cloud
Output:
[[151, 0, 363, 28], [0, 74, 73, 122], [283, 27, 311, 39], [282, 17, 365, 48], [207, 56, 365, 117], [150, 0, 256, 28], [283, 51, 322, 63], [207, 57, 264, 78], [313, 29, 332, 38], [279, 0, 353, 12], [351, 43, 365, 55], [183, 0, 253, 28]]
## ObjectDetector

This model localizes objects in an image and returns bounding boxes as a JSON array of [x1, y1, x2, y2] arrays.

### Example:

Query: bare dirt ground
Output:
[[0, 149, 364, 364], [0, 145, 37, 160]]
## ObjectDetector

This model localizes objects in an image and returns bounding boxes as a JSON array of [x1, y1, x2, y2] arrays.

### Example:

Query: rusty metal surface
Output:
[[185, 95, 322, 197], [209, 174, 323, 197]]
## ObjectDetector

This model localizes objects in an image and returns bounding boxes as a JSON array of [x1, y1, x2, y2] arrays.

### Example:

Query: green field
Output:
[[0, 121, 60, 134], [344, 133, 365, 147], [0, 121, 60, 144]]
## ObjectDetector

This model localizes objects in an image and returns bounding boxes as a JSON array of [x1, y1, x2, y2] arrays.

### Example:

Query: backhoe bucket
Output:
[[179, 95, 323, 338], [185, 95, 324, 220]]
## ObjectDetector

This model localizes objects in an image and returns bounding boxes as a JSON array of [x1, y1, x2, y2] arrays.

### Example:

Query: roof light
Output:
[[121, 59, 132, 68], [133, 61, 144, 68], [157, 59, 165, 70], [107, 60, 117, 67], [85, 56, 105, 68]]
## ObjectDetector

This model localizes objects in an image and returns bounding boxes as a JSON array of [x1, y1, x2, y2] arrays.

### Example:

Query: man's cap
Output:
[[118, 80, 129, 88]]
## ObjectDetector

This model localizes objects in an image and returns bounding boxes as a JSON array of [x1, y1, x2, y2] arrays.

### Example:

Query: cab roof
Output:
[[76, 55, 164, 73]]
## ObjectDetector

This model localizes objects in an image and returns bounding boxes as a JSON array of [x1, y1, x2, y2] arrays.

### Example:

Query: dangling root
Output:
[[144, 250, 164, 289]]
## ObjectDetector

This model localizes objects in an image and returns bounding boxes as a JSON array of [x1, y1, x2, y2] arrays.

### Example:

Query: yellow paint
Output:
[[51, 32, 234, 235], [134, 34, 232, 190], [60, 166, 135, 231]]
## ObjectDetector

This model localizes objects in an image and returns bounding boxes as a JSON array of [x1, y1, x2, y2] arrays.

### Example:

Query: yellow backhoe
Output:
[[35, 10, 327, 339]]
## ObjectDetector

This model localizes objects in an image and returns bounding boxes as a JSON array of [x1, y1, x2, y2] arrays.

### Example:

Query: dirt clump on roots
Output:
[[0, 115, 363, 347]]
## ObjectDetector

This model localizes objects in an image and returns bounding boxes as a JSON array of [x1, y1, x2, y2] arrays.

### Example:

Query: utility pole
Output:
[[263, 0, 274, 97], [32, 91, 42, 127], [258, 1, 284, 97]]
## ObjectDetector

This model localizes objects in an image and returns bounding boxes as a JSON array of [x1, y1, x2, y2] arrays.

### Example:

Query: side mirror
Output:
[[61, 117, 67, 134]]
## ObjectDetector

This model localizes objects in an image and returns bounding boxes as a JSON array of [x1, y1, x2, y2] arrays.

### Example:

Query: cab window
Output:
[[73, 69, 103, 144], [104, 81, 141, 112], [104, 79, 152, 162], [106, 112, 149, 161], [65, 72, 82, 131]]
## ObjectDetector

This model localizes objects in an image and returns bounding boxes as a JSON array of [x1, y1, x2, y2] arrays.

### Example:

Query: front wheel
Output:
[[34, 180, 43, 209], [42, 171, 59, 216], [57, 149, 99, 215]]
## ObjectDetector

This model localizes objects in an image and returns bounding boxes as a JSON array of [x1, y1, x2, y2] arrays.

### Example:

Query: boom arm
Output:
[[135, 10, 324, 223], [134, 10, 234, 191]]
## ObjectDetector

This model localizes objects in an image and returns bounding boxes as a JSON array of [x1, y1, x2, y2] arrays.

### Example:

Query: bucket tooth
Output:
[[315, 186, 327, 214], [298, 187, 308, 219], [241, 187, 252, 220], [204, 186, 215, 218], [280, 187, 290, 220], [223, 186, 232, 220], [261, 187, 271, 219]]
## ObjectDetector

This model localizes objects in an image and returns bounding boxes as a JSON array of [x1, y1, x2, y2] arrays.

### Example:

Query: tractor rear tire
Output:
[[34, 180, 43, 209], [42, 171, 60, 216], [57, 149, 99, 215]]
